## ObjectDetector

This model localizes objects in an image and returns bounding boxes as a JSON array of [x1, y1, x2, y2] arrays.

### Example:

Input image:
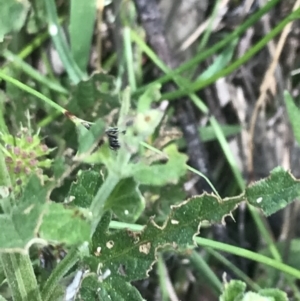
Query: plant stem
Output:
[[90, 172, 120, 235], [41, 247, 80, 301], [0, 254, 42, 301], [0, 148, 41, 301]]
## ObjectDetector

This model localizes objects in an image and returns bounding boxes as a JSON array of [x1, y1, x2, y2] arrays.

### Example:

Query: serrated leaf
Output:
[[85, 194, 240, 282], [69, 72, 119, 118], [0, 0, 30, 42], [105, 178, 145, 223], [246, 167, 300, 216], [284, 90, 300, 145], [131, 144, 187, 186]]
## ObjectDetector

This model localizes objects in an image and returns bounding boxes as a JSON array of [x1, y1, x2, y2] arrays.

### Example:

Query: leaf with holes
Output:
[[84, 194, 241, 282]]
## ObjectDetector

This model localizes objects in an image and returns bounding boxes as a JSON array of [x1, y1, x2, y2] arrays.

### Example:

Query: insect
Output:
[[105, 127, 121, 151]]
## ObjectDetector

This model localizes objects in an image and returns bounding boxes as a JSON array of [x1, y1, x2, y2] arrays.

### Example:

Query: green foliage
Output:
[[220, 280, 288, 301], [0, 0, 30, 42], [1, 1, 300, 299], [284, 90, 300, 145], [246, 167, 300, 216], [69, 0, 97, 72]]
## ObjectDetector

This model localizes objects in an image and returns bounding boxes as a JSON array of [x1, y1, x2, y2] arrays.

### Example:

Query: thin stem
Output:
[[0, 71, 66, 114], [0, 145, 41, 301], [41, 247, 80, 301]]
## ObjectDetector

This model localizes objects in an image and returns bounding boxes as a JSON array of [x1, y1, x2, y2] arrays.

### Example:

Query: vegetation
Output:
[[1, 0, 300, 300]]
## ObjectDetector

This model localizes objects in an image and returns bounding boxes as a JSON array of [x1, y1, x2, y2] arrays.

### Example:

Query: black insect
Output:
[[105, 127, 121, 150]]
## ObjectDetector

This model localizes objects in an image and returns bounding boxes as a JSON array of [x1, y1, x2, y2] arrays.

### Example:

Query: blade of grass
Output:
[[124, 26, 137, 91], [2, 49, 68, 95], [189, 250, 222, 295], [162, 7, 300, 100], [69, 0, 97, 72], [157, 255, 171, 301], [44, 0, 87, 84], [206, 247, 261, 291]]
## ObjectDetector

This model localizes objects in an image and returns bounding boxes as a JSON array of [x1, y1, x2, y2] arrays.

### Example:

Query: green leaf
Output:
[[69, 0, 97, 72], [69, 170, 144, 222], [76, 118, 105, 155], [78, 275, 145, 301], [198, 38, 238, 81], [199, 124, 241, 142], [69, 72, 119, 117], [86, 194, 240, 282], [259, 289, 289, 301], [284, 90, 300, 145], [105, 178, 145, 223], [137, 83, 162, 113], [219, 280, 288, 301], [219, 280, 246, 301], [0, 176, 90, 252], [246, 167, 300, 216], [26, 0, 47, 33], [131, 144, 188, 186], [0, 0, 30, 42], [68, 169, 103, 208], [39, 202, 90, 245]]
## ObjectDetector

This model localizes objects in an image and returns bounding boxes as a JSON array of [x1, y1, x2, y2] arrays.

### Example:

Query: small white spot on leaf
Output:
[[0, 186, 10, 198], [94, 246, 101, 256], [49, 24, 58, 36], [256, 197, 263, 203], [106, 240, 114, 249], [139, 242, 151, 254], [171, 219, 179, 225], [124, 209, 129, 215]]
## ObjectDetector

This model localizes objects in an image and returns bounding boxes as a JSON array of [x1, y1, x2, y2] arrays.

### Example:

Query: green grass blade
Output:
[[69, 0, 97, 72], [44, 0, 87, 84]]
